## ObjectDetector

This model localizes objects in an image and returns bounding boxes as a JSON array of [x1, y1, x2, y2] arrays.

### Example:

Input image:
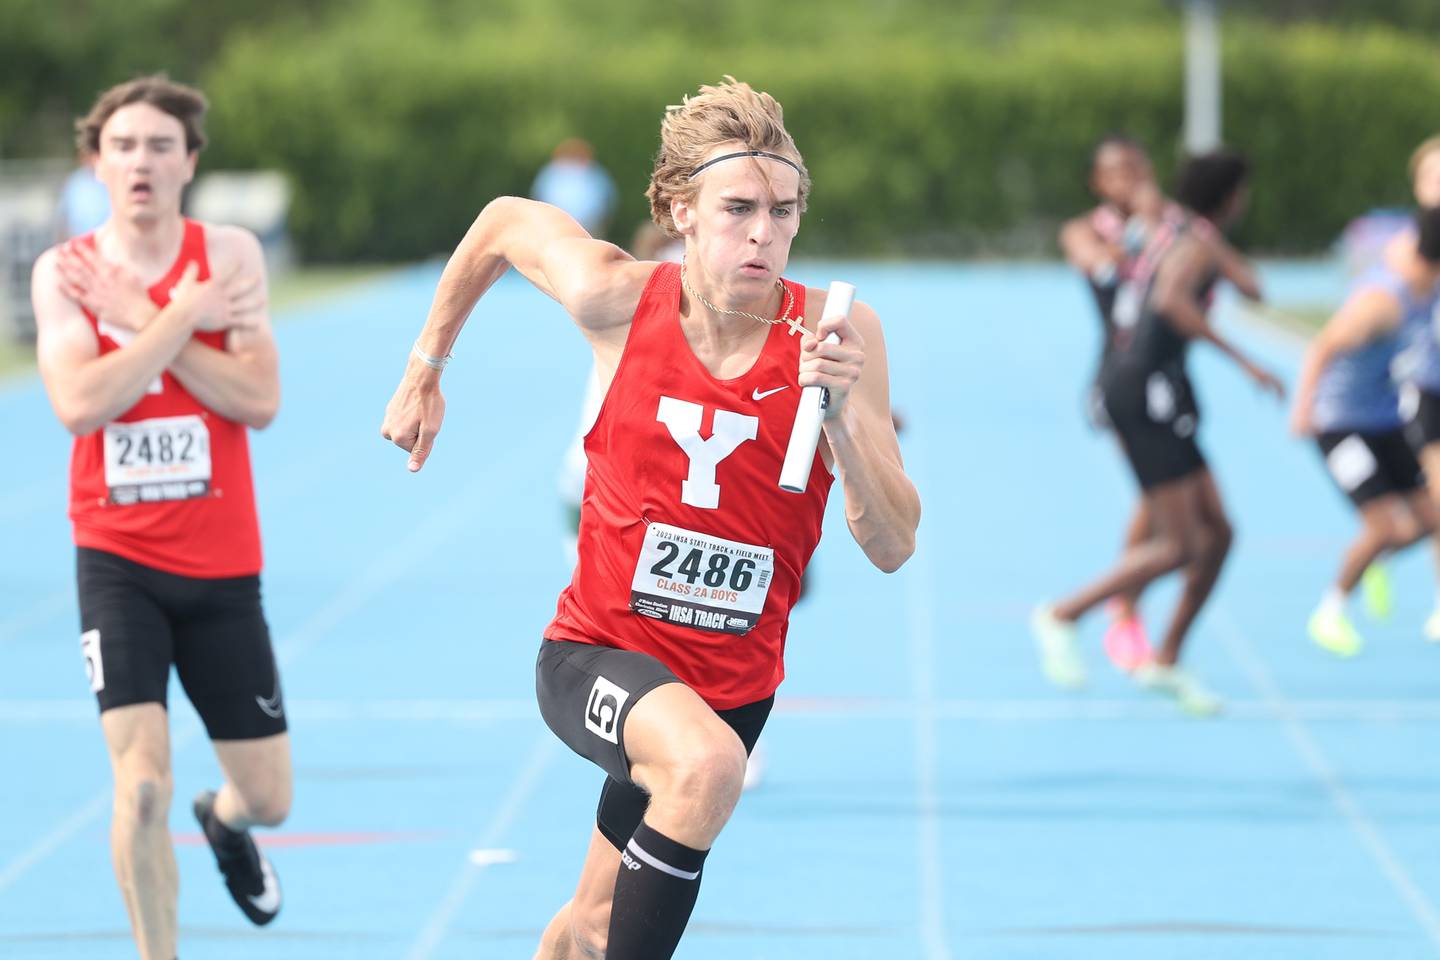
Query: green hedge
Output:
[[199, 15, 1440, 260], [0, 0, 344, 157]]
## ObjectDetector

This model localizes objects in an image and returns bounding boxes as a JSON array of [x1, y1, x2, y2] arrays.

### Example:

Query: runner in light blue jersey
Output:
[[1291, 207, 1440, 655], [1393, 202, 1440, 640]]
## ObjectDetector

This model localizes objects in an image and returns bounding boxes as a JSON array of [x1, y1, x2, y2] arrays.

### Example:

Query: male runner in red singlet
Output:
[[381, 77, 920, 960], [30, 76, 290, 959]]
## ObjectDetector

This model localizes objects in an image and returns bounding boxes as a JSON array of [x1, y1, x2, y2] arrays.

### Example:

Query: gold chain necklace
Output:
[[680, 258, 794, 328]]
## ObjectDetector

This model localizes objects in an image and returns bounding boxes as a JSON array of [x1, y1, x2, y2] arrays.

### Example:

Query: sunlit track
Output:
[[2, 262, 1437, 959]]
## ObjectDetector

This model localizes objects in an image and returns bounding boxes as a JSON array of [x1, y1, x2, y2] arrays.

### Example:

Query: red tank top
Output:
[[545, 262, 834, 709], [68, 220, 262, 578]]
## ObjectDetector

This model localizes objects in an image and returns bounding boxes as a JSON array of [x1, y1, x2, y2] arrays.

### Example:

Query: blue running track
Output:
[[1, 259, 1437, 959]]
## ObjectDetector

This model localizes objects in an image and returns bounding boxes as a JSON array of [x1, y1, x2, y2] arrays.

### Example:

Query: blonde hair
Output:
[[1409, 135, 1440, 181], [646, 76, 810, 238]]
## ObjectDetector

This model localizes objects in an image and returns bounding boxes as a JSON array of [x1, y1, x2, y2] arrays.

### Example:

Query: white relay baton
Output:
[[779, 281, 855, 493]]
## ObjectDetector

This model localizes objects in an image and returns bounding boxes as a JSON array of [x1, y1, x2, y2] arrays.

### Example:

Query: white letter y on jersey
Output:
[[656, 396, 758, 509]]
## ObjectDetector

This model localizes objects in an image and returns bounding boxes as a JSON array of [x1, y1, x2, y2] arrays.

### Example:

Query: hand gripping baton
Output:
[[779, 281, 855, 493]]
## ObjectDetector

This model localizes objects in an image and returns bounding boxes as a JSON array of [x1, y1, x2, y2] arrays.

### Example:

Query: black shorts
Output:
[[1316, 429, 1424, 507], [1102, 367, 1206, 490], [76, 547, 286, 741], [535, 639, 773, 850], [1405, 385, 1440, 451]]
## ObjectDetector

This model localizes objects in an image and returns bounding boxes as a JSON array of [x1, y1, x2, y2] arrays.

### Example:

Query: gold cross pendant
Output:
[[784, 315, 810, 337]]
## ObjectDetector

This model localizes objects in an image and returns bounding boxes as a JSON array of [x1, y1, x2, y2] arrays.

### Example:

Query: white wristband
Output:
[[412, 340, 452, 370]]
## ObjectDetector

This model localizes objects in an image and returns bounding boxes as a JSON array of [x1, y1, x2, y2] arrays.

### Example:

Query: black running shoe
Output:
[[193, 790, 281, 926]]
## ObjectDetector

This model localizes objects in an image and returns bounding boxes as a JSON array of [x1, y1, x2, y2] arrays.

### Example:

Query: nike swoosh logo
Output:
[[248, 855, 281, 914], [256, 681, 283, 719], [752, 385, 789, 401]]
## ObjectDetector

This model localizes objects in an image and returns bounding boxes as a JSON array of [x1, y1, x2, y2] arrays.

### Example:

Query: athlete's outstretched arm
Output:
[[1150, 237, 1285, 399], [807, 295, 919, 572], [166, 228, 279, 429], [413, 196, 638, 366], [381, 197, 646, 472], [1213, 235, 1263, 302], [1289, 288, 1402, 435], [1058, 216, 1120, 282], [34, 250, 214, 435]]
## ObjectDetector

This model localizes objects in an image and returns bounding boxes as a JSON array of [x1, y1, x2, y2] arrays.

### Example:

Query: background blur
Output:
[[4, 0, 1440, 265]]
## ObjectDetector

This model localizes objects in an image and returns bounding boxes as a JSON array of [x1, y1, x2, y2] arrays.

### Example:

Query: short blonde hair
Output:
[[1409, 135, 1440, 181], [646, 77, 810, 238]]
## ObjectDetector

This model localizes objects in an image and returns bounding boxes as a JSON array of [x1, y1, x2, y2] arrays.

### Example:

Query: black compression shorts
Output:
[[76, 547, 286, 740], [535, 639, 772, 850]]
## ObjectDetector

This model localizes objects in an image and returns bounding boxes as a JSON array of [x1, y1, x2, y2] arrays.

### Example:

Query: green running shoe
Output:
[[1134, 662, 1223, 717], [1308, 605, 1363, 657], [1031, 604, 1086, 689], [1360, 564, 1393, 622]]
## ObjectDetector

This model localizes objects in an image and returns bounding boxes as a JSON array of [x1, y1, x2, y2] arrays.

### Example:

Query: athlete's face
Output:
[[671, 142, 802, 302], [1216, 182, 1251, 228], [94, 103, 197, 226], [1090, 144, 1153, 214], [1414, 149, 1440, 208]]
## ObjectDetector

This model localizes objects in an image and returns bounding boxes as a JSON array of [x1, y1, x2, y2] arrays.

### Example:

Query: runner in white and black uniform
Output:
[[1058, 136, 1178, 671], [1056, 136, 1259, 676], [1033, 149, 1284, 715]]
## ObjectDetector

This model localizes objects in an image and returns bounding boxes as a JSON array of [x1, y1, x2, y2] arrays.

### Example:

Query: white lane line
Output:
[[0, 791, 109, 894], [906, 537, 952, 960], [467, 848, 518, 867], [404, 735, 557, 960], [7, 697, 1440, 724], [0, 709, 205, 897], [1215, 605, 1440, 953], [0, 470, 498, 893]]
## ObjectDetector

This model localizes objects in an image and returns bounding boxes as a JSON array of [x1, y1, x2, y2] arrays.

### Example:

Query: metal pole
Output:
[[1184, 0, 1222, 152]]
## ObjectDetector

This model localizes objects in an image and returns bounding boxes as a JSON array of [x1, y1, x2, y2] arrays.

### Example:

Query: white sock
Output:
[[1319, 587, 1347, 617]]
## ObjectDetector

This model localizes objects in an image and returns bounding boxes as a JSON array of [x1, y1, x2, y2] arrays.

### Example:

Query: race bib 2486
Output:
[[630, 522, 774, 635]]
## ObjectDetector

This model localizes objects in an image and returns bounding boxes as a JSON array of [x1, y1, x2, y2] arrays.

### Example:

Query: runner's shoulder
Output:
[[568, 255, 663, 332], [29, 245, 80, 324], [197, 221, 264, 271], [32, 243, 62, 278]]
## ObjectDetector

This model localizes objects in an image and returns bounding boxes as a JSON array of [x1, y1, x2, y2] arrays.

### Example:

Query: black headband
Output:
[[688, 150, 802, 180]]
